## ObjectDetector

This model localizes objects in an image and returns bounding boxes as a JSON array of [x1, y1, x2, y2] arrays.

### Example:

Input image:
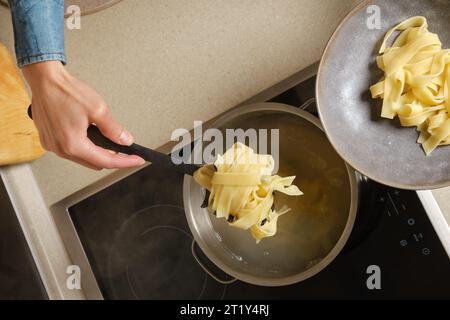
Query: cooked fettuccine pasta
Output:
[[370, 16, 450, 155], [194, 142, 303, 243]]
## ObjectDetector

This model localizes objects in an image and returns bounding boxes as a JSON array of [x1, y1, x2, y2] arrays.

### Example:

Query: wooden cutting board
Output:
[[0, 43, 44, 166]]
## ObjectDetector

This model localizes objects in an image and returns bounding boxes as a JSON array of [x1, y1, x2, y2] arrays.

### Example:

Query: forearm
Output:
[[8, 1, 142, 169], [9, 0, 66, 67]]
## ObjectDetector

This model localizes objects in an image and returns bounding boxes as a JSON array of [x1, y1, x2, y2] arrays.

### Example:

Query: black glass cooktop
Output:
[[69, 76, 450, 300]]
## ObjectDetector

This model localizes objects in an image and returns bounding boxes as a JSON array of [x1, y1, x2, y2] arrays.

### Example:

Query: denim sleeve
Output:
[[9, 0, 66, 67]]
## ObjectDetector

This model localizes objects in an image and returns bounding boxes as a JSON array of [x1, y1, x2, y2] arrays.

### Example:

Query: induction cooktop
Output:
[[64, 68, 450, 300]]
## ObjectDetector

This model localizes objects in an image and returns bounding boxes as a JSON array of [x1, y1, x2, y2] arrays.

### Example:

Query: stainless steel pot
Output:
[[183, 102, 358, 286]]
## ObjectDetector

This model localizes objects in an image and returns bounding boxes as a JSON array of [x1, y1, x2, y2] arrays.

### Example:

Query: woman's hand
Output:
[[22, 61, 145, 170]]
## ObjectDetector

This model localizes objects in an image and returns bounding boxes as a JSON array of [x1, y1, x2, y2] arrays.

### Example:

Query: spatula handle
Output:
[[27, 105, 200, 175]]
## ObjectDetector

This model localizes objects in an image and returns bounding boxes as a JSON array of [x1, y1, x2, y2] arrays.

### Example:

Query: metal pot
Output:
[[183, 102, 358, 286]]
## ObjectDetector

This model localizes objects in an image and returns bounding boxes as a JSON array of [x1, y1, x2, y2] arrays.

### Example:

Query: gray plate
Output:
[[317, 0, 450, 190]]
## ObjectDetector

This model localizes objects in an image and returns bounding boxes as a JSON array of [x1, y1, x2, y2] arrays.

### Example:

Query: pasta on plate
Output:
[[194, 142, 303, 243], [370, 16, 450, 155]]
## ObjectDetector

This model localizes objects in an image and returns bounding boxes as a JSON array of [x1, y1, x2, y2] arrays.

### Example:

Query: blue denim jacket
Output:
[[9, 0, 66, 67]]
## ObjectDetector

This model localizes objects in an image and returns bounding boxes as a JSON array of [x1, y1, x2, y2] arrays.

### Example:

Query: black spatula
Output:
[[27, 105, 201, 175]]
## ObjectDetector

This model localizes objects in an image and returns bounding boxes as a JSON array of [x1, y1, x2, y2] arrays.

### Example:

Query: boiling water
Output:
[[201, 111, 352, 278]]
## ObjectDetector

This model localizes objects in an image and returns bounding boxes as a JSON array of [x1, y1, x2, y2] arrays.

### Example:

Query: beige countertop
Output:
[[431, 187, 450, 221], [1, 0, 362, 206], [0, 0, 448, 299]]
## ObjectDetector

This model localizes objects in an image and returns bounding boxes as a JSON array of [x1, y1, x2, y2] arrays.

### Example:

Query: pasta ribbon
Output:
[[370, 16, 450, 155], [194, 142, 303, 243]]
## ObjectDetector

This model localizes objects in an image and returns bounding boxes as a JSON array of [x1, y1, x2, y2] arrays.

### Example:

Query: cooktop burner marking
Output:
[[140, 225, 191, 238], [387, 192, 400, 216], [125, 264, 139, 300], [105, 204, 225, 300]]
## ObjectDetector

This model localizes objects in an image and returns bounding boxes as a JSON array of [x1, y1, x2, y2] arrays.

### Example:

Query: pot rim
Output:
[[183, 102, 358, 286]]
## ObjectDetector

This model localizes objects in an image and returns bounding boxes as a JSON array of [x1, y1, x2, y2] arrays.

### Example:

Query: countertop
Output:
[[0, 0, 448, 299], [431, 188, 450, 222], [1, 0, 362, 206]]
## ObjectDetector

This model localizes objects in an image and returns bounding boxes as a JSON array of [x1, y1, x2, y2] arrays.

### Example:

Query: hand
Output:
[[22, 61, 145, 170]]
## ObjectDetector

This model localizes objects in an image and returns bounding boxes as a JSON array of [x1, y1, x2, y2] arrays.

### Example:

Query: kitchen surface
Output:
[[1, 0, 363, 206], [66, 75, 450, 299], [0, 0, 449, 300], [68, 159, 450, 300]]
